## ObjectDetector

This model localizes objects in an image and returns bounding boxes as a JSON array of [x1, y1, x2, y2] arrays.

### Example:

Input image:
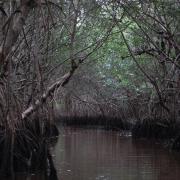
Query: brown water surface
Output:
[[53, 127, 180, 180], [2, 127, 180, 180]]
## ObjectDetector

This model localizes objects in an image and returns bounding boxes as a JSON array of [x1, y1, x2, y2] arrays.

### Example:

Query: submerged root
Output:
[[0, 120, 59, 177]]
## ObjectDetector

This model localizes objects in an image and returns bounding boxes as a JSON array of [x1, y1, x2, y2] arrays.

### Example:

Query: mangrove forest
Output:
[[0, 0, 180, 179]]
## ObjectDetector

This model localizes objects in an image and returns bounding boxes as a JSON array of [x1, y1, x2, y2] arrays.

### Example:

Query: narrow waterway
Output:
[[1, 127, 180, 180], [52, 127, 180, 180]]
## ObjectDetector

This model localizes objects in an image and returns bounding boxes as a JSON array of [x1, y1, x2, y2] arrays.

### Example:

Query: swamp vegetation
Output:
[[0, 0, 180, 179]]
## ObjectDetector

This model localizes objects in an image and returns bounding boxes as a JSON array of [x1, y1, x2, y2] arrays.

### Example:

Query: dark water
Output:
[[53, 127, 180, 180], [2, 127, 180, 180]]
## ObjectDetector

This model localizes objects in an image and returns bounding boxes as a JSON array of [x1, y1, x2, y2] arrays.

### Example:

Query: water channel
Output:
[[2, 127, 180, 180], [54, 127, 180, 180]]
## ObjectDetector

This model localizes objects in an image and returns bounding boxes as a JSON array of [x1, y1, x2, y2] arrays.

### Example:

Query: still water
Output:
[[2, 127, 180, 180], [53, 127, 180, 180]]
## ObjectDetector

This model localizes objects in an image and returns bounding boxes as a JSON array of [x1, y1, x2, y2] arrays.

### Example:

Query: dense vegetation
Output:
[[0, 0, 179, 177]]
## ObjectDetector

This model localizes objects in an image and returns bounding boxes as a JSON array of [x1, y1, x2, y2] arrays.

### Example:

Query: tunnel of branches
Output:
[[0, 0, 179, 176]]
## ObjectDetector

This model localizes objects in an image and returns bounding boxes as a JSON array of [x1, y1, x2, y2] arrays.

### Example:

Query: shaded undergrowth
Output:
[[132, 119, 179, 139], [58, 116, 131, 130], [0, 118, 59, 177], [132, 119, 180, 151]]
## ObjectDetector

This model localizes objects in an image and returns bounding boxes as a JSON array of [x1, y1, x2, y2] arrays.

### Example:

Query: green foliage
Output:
[[53, 0, 179, 98]]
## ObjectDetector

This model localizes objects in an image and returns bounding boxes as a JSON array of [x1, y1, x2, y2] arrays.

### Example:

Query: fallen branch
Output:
[[21, 22, 115, 120], [22, 71, 73, 119]]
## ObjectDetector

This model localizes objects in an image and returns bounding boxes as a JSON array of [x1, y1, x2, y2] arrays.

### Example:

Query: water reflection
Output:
[[1, 127, 180, 180], [54, 127, 180, 180]]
